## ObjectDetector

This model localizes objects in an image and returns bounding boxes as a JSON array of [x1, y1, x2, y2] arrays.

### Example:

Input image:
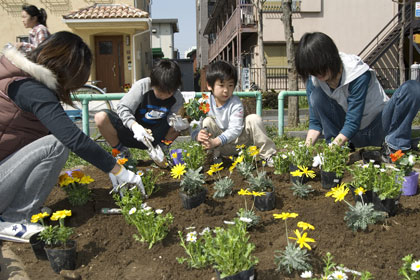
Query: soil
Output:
[[8, 159, 420, 280]]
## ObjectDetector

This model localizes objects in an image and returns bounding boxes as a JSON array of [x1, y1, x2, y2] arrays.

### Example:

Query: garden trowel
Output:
[[143, 137, 168, 168]]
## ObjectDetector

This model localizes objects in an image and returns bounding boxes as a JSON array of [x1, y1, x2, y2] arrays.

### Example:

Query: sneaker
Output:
[[264, 157, 274, 168], [0, 218, 44, 243], [380, 142, 397, 164], [116, 147, 131, 160]]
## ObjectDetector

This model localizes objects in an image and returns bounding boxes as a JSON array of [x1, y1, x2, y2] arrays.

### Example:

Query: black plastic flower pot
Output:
[[254, 191, 275, 211], [289, 164, 309, 184], [348, 185, 374, 204], [45, 240, 77, 273], [372, 192, 399, 216], [179, 189, 207, 209], [216, 266, 255, 280], [320, 171, 342, 189], [29, 233, 48, 260]]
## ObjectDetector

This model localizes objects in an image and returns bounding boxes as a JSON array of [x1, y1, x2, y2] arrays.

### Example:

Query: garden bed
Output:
[[8, 161, 420, 279]]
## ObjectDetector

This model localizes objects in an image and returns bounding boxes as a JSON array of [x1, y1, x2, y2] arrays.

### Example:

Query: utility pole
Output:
[[255, 0, 267, 92]]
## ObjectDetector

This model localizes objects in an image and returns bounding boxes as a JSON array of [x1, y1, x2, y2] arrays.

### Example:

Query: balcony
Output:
[[208, 4, 257, 61]]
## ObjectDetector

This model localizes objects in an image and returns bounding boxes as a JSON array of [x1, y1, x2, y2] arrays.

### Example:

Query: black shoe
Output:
[[380, 142, 396, 164], [411, 137, 420, 151]]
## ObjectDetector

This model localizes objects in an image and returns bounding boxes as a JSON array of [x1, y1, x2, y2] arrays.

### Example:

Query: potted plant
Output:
[[58, 170, 94, 206], [246, 170, 275, 211], [288, 141, 315, 184], [236, 189, 262, 228], [37, 210, 76, 273], [208, 163, 234, 199], [289, 166, 315, 198], [203, 218, 258, 279], [390, 150, 418, 196], [29, 212, 50, 260], [184, 93, 209, 132], [314, 141, 350, 189], [173, 164, 207, 209]]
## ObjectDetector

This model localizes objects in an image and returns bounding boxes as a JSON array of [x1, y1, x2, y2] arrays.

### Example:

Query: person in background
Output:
[[15, 4, 50, 54], [295, 32, 420, 162], [192, 60, 277, 167], [0, 32, 143, 243], [94, 59, 188, 161]]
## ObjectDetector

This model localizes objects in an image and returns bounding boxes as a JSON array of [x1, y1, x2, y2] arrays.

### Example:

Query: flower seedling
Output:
[[315, 140, 350, 177], [184, 94, 209, 122], [289, 165, 315, 198], [326, 183, 385, 231], [390, 150, 417, 177], [179, 167, 206, 197], [58, 170, 94, 206], [141, 169, 164, 197], [177, 227, 211, 269], [34, 210, 73, 247], [236, 189, 262, 228], [208, 163, 234, 198], [273, 212, 314, 274], [399, 254, 420, 280]]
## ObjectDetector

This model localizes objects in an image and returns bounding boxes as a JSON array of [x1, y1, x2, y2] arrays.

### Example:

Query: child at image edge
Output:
[[192, 60, 277, 166]]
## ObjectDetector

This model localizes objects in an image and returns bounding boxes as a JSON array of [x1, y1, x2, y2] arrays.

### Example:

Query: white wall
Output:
[[152, 22, 175, 59]]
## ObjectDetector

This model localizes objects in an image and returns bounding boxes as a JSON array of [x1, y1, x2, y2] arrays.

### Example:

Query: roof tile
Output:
[[63, 4, 148, 19]]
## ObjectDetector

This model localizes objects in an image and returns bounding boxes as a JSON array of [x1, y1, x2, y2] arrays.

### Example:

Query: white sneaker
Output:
[[265, 157, 274, 168], [0, 218, 44, 243]]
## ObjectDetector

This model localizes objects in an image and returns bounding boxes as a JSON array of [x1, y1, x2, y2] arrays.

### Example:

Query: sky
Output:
[[151, 0, 197, 58]]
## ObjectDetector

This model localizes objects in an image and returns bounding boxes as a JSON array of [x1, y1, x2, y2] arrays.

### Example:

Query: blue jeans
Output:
[[310, 80, 420, 150], [0, 135, 69, 222]]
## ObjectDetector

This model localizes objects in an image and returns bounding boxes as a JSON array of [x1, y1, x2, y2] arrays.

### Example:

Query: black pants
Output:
[[102, 109, 169, 149]]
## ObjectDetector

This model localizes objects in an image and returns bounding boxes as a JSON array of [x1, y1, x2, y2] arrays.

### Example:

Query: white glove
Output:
[[109, 165, 146, 196], [312, 154, 323, 168], [132, 123, 154, 146], [168, 113, 189, 132]]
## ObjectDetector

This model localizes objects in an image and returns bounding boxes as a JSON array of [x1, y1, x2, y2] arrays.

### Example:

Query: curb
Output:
[[0, 241, 30, 280]]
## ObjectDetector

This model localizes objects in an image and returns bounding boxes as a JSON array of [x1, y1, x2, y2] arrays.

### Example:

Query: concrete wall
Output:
[[152, 21, 176, 59]]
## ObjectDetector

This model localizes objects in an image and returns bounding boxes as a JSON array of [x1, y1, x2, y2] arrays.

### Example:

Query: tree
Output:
[[281, 0, 299, 127]]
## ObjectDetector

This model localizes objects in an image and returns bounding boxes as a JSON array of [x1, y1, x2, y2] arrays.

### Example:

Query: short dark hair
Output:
[[295, 32, 342, 81], [28, 31, 92, 105], [22, 5, 47, 27], [150, 59, 182, 94], [206, 60, 238, 89]]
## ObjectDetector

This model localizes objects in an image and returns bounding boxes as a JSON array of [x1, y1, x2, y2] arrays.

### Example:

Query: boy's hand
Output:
[[201, 137, 221, 150]]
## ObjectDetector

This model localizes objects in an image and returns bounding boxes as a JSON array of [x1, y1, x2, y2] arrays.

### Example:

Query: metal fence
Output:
[[248, 67, 409, 91]]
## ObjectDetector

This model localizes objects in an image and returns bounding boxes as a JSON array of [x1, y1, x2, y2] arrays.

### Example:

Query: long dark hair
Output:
[[22, 5, 47, 27], [28, 31, 92, 105], [295, 32, 342, 81]]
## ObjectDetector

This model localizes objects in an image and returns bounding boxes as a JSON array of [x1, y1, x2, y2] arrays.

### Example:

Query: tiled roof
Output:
[[63, 4, 149, 19]]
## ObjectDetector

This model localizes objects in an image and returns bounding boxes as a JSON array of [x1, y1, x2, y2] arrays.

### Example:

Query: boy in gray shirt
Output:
[[193, 61, 276, 166]]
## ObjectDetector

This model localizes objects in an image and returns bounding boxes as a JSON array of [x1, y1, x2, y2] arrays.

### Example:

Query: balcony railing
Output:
[[208, 4, 257, 61]]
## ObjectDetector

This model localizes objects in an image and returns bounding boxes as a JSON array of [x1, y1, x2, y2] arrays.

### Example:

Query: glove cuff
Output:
[[114, 164, 124, 175]]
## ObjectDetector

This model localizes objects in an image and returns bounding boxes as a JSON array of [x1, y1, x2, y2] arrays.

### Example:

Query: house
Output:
[[151, 18, 179, 60], [198, 0, 405, 90], [0, 0, 152, 93]]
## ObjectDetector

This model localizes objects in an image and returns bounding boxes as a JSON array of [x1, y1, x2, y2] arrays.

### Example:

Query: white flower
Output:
[[137, 170, 144, 176], [128, 207, 136, 215], [128, 165, 134, 169], [141, 203, 148, 208], [144, 206, 152, 211], [331, 270, 348, 280], [223, 220, 235, 225], [145, 211, 152, 216], [409, 155, 416, 165], [369, 159, 375, 163], [411, 260, 420, 271], [300, 271, 312, 278], [374, 164, 380, 169], [186, 226, 196, 230], [281, 154, 288, 159], [239, 217, 252, 223], [155, 209, 163, 214], [186, 231, 197, 242], [380, 168, 386, 173], [362, 164, 369, 168], [200, 227, 210, 235]]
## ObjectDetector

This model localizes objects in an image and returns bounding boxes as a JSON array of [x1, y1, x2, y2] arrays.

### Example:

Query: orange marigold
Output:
[[117, 158, 128, 165], [390, 150, 404, 162], [112, 149, 120, 157], [199, 102, 210, 114]]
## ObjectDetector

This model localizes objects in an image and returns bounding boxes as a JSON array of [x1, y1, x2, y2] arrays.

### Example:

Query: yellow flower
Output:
[[297, 221, 315, 231], [238, 189, 252, 196], [252, 191, 266, 197], [79, 175, 94, 185], [290, 170, 303, 177], [229, 161, 238, 172], [71, 170, 84, 179], [207, 163, 224, 175], [236, 144, 245, 149], [51, 210, 72, 221], [31, 213, 42, 223], [117, 158, 128, 165], [171, 152, 178, 159], [273, 212, 299, 220], [248, 146, 259, 157], [355, 187, 366, 196], [298, 166, 316, 179], [58, 174, 75, 187], [325, 183, 349, 202], [289, 229, 315, 250], [171, 163, 186, 179], [234, 155, 244, 164], [187, 153, 190, 157]]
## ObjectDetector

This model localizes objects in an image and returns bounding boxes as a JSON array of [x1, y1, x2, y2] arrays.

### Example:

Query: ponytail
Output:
[[22, 5, 48, 27]]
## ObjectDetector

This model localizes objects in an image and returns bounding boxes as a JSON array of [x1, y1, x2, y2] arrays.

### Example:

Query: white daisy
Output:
[[239, 217, 252, 223], [411, 260, 420, 271], [331, 270, 348, 280], [409, 155, 415, 165], [128, 207, 136, 215], [186, 231, 197, 242], [223, 220, 235, 225], [374, 164, 380, 169], [155, 209, 163, 214], [200, 227, 210, 235], [300, 271, 312, 278]]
